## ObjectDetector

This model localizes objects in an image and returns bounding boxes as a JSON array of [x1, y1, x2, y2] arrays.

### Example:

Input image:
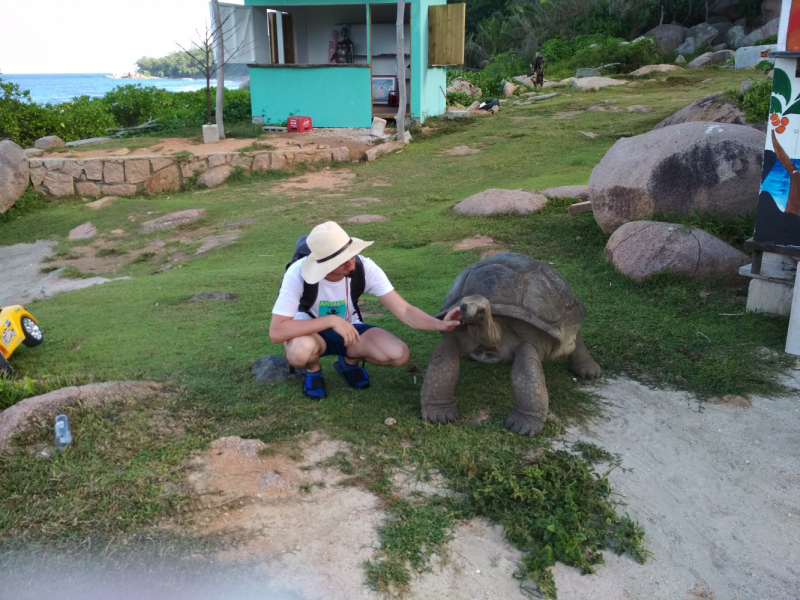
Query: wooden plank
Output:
[[568, 201, 593, 215], [428, 4, 464, 66]]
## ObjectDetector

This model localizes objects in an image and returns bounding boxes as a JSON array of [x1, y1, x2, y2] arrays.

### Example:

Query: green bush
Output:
[[754, 34, 778, 46], [743, 80, 772, 123], [0, 78, 56, 147], [102, 84, 180, 127], [544, 35, 662, 79], [447, 52, 528, 97], [50, 95, 116, 141]]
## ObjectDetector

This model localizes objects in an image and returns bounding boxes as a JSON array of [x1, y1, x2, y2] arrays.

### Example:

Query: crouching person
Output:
[[269, 221, 461, 399]]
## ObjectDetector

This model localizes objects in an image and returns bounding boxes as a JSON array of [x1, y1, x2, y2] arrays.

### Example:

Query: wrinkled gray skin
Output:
[[421, 254, 601, 437]]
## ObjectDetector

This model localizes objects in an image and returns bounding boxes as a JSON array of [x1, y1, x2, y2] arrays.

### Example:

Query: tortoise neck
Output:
[[468, 313, 502, 349]]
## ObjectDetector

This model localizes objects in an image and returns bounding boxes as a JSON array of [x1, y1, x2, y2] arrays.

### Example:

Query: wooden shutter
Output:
[[268, 12, 279, 63], [428, 3, 465, 66], [282, 13, 296, 64]]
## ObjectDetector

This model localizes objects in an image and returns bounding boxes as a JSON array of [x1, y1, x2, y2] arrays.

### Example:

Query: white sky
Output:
[[1, 0, 245, 74]]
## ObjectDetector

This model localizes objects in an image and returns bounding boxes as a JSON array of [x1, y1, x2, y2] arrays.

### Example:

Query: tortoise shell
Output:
[[437, 253, 586, 341]]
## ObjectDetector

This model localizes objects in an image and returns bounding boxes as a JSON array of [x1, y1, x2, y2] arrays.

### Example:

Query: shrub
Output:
[[743, 80, 772, 123], [50, 95, 116, 141], [754, 34, 778, 46], [102, 84, 180, 127], [0, 78, 56, 147], [447, 52, 528, 97], [543, 34, 662, 79]]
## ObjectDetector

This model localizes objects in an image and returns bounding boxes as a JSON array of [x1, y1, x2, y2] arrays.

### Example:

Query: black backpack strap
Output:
[[299, 281, 318, 318], [350, 256, 366, 321]]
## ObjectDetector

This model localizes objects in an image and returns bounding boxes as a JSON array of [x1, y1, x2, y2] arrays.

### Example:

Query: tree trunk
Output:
[[395, 0, 406, 140], [772, 130, 800, 216], [211, 0, 226, 139]]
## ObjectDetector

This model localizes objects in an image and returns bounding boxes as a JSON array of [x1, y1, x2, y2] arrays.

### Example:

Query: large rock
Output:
[[644, 24, 685, 53], [652, 93, 750, 130], [675, 37, 698, 55], [687, 52, 714, 68], [726, 25, 751, 49], [139, 209, 207, 233], [734, 44, 777, 68], [197, 165, 233, 188], [629, 64, 682, 76], [68, 222, 97, 240], [145, 165, 181, 194], [589, 122, 765, 234], [604, 221, 748, 280], [710, 22, 735, 44], [688, 23, 720, 48], [446, 78, 482, 98], [452, 189, 547, 216], [536, 185, 589, 200], [762, 0, 781, 21], [742, 17, 780, 46], [43, 172, 75, 197], [34, 135, 65, 150], [252, 355, 305, 386], [710, 0, 744, 20], [0, 140, 29, 213], [571, 77, 626, 91]]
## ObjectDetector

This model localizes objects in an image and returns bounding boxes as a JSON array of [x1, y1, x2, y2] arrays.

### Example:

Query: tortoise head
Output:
[[460, 294, 492, 325]]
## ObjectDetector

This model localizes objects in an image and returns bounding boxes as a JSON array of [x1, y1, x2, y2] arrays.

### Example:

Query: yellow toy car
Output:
[[0, 305, 43, 378]]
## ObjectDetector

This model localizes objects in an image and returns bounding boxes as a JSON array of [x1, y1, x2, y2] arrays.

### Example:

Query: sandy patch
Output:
[[553, 373, 800, 600], [453, 234, 495, 250], [442, 146, 482, 156], [275, 169, 357, 192]]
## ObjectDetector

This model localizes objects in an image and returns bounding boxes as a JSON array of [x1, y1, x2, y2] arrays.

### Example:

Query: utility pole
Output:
[[211, 0, 226, 139]]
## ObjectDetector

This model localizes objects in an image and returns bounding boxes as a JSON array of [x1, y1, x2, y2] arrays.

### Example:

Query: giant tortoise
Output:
[[421, 253, 601, 436]]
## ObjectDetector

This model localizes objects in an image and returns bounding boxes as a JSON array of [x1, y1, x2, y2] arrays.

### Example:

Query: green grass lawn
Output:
[[0, 66, 790, 598]]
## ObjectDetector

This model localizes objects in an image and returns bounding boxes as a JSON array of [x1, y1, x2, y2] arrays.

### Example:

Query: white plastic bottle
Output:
[[54, 414, 72, 451]]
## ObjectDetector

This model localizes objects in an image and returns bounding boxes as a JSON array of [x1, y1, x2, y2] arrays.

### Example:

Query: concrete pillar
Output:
[[786, 265, 800, 356]]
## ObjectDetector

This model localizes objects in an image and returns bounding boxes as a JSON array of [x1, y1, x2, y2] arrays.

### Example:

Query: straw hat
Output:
[[301, 221, 373, 284]]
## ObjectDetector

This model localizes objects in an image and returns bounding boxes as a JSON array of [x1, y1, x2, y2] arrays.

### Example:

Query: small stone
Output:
[[85, 196, 117, 210], [346, 215, 389, 224], [68, 222, 97, 240], [252, 355, 304, 385], [34, 135, 66, 149], [384, 418, 396, 426]]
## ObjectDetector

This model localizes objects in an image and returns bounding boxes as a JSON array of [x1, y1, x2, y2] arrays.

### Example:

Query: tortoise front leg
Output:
[[568, 332, 601, 379], [420, 334, 462, 424], [505, 343, 548, 437]]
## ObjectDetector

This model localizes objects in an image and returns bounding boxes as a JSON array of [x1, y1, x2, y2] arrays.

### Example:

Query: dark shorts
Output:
[[318, 323, 375, 357]]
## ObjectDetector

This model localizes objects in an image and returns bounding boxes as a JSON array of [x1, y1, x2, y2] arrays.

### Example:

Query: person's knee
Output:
[[388, 342, 410, 367], [285, 336, 320, 367]]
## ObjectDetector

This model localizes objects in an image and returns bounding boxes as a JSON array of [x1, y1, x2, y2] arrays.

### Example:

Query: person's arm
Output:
[[269, 314, 361, 346], [378, 290, 461, 332]]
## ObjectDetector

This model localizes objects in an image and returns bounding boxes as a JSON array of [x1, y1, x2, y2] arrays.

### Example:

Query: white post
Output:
[[211, 0, 226, 139], [395, 0, 406, 139], [785, 261, 800, 355], [276, 12, 285, 64]]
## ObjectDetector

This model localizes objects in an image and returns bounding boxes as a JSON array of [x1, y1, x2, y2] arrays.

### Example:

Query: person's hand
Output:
[[330, 316, 361, 347], [439, 307, 462, 332]]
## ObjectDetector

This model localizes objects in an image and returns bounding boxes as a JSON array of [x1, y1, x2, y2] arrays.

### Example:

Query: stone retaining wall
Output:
[[29, 146, 351, 198]]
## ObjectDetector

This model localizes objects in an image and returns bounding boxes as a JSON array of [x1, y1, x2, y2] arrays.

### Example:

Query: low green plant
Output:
[[0, 376, 78, 410], [467, 451, 651, 598], [60, 266, 89, 279], [742, 80, 772, 123], [755, 60, 774, 72], [0, 77, 56, 147], [754, 34, 778, 46], [50, 96, 116, 142]]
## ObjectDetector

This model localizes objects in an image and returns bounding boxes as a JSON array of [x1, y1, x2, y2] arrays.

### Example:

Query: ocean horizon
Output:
[[2, 73, 242, 105]]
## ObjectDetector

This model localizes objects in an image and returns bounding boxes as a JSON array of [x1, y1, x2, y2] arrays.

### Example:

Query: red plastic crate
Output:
[[287, 116, 313, 132]]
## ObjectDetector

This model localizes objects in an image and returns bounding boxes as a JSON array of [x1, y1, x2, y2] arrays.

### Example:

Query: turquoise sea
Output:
[[3, 73, 241, 105]]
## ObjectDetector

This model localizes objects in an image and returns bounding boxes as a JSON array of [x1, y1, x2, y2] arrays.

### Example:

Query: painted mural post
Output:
[[748, 0, 800, 354]]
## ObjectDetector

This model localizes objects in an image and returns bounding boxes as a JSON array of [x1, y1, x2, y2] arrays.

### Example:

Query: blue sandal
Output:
[[303, 370, 326, 400], [334, 356, 370, 390]]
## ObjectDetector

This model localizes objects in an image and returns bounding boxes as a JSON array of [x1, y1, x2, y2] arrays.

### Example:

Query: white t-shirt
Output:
[[272, 256, 394, 324]]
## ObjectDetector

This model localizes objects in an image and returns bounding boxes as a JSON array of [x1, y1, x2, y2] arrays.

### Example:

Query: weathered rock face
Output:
[[710, 22, 735, 44], [604, 221, 748, 280], [0, 140, 29, 213], [68, 222, 97, 240], [629, 64, 682, 76], [453, 189, 548, 216], [589, 122, 765, 234], [536, 185, 589, 200], [762, 0, 781, 21], [726, 25, 751, 49], [687, 52, 715, 68], [34, 135, 65, 150], [197, 165, 234, 188], [571, 77, 626, 91], [735, 44, 777, 68], [644, 24, 685, 53], [447, 78, 483, 98], [139, 209, 207, 233], [652, 93, 750, 130]]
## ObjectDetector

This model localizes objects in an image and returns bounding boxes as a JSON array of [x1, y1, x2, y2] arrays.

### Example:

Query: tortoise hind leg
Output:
[[420, 334, 462, 424], [568, 332, 601, 379], [505, 343, 548, 437]]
